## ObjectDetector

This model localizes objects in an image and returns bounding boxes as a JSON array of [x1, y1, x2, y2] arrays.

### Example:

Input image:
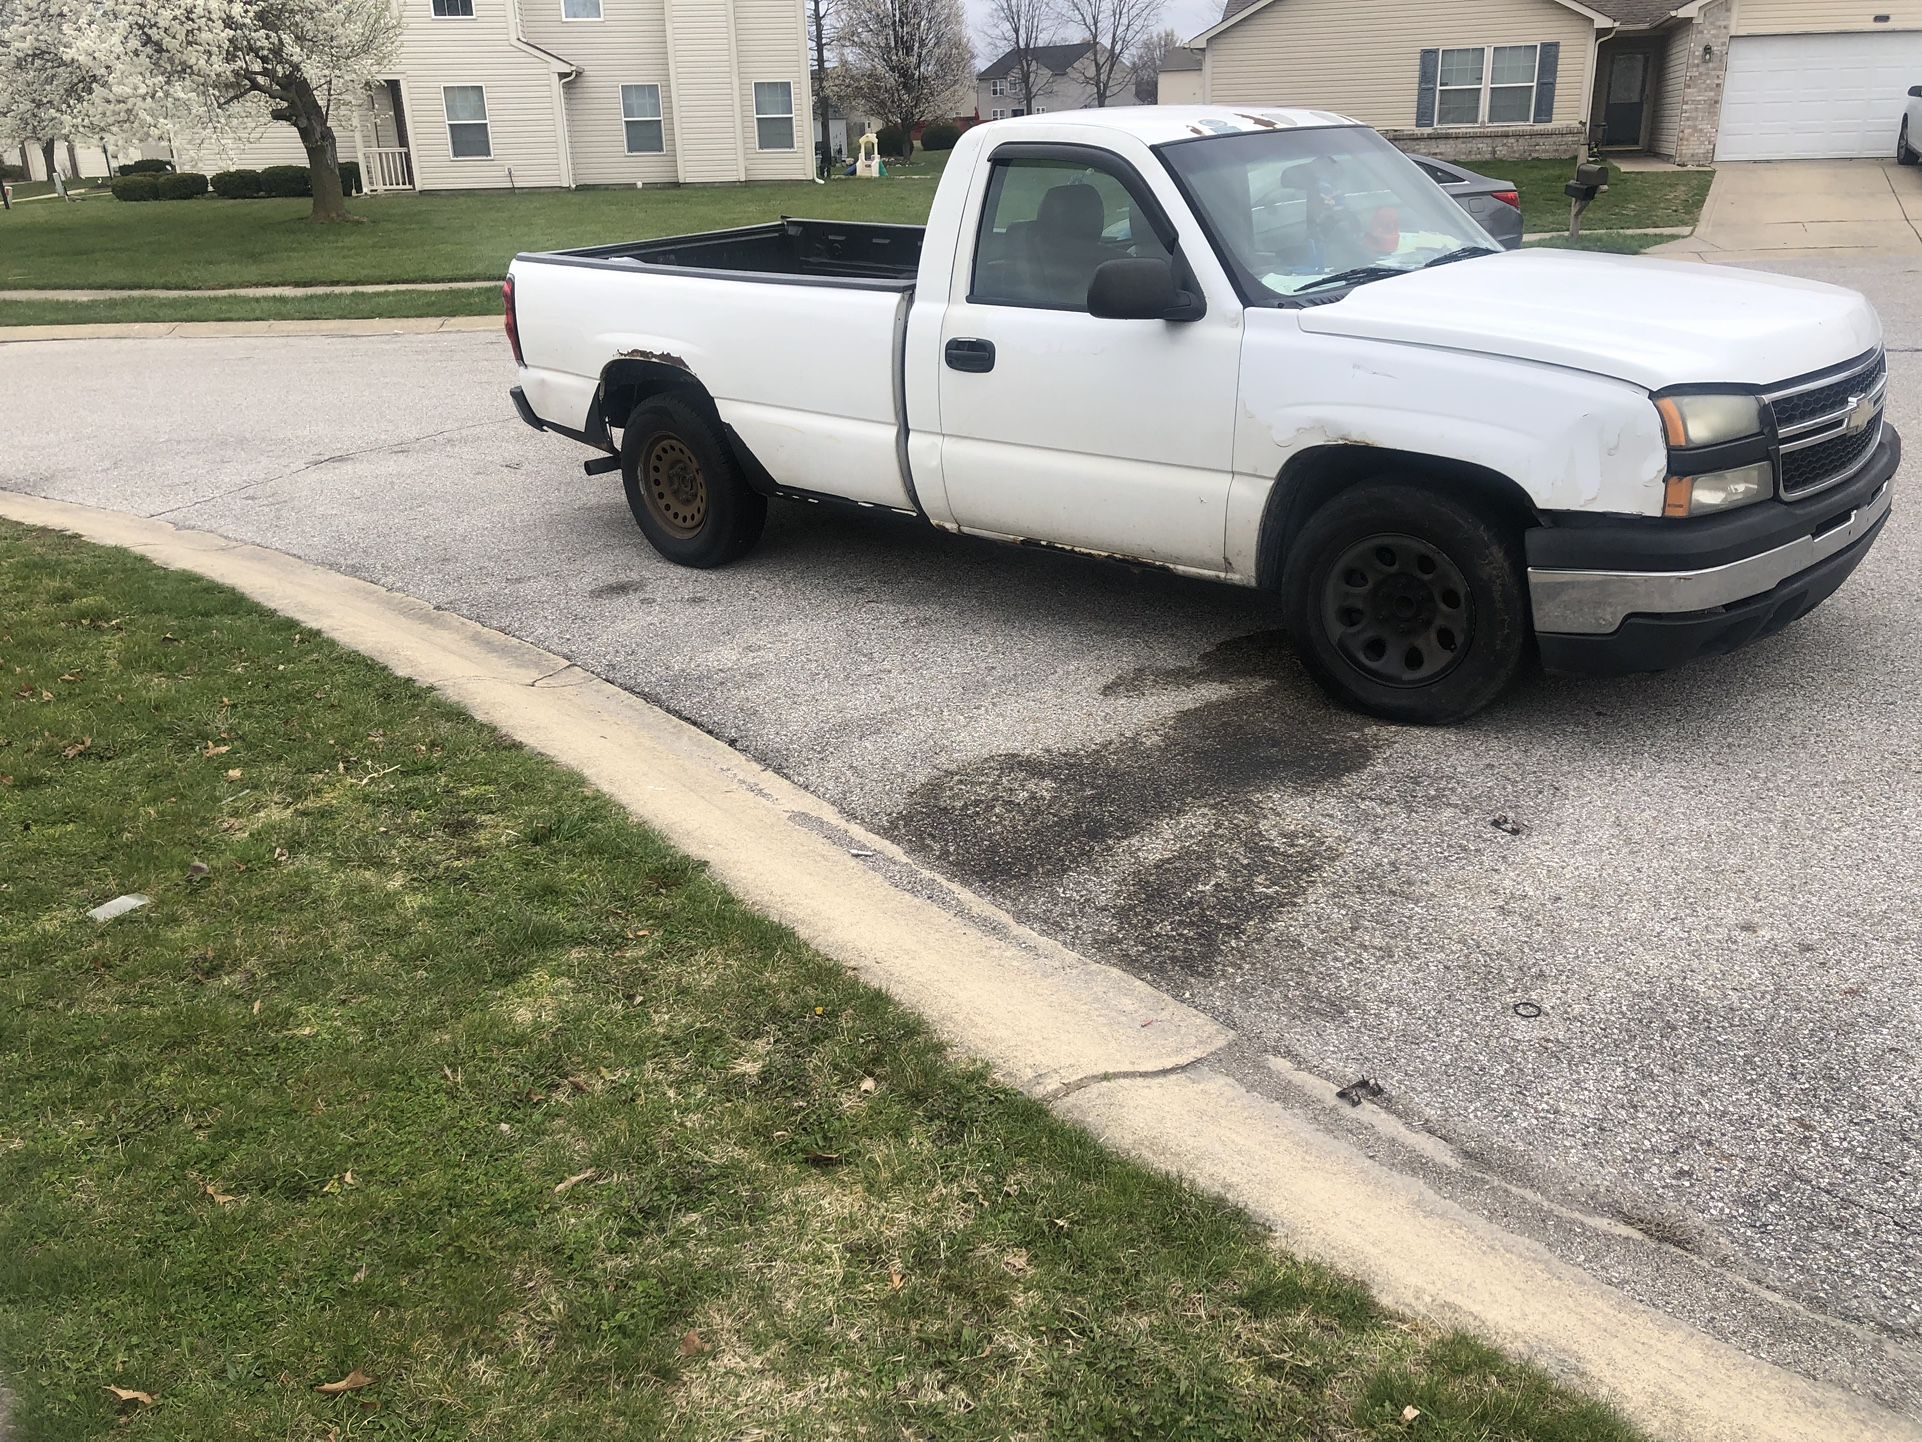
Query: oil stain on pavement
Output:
[[889, 630, 1381, 975]]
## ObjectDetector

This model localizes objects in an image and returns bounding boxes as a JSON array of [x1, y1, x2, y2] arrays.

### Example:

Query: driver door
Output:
[[933, 146, 1242, 574]]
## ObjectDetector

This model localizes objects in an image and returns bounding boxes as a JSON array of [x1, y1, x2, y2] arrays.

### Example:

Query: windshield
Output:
[[1159, 126, 1497, 301]]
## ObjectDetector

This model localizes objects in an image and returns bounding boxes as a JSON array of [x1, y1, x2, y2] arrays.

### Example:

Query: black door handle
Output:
[[945, 337, 995, 373]]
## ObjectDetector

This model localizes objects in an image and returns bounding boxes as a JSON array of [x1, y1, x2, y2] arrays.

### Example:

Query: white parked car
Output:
[[506, 107, 1897, 723], [1901, 83, 1922, 164]]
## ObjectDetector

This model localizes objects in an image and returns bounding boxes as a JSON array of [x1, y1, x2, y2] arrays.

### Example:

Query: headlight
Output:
[[1664, 461, 1774, 517], [1654, 392, 1764, 448]]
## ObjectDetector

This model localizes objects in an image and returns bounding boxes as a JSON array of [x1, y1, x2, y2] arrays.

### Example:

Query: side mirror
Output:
[[1087, 256, 1204, 321]]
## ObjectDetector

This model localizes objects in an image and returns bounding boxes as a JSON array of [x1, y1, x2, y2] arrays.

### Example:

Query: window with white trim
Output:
[[753, 81, 794, 150], [431, 0, 473, 16], [991, 79, 1006, 96], [990, 107, 1009, 120], [1436, 44, 1540, 126], [562, 0, 600, 18], [622, 83, 664, 153], [443, 85, 491, 158]]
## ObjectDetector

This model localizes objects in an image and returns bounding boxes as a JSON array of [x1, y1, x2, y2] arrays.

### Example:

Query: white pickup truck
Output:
[[506, 106, 1898, 722]]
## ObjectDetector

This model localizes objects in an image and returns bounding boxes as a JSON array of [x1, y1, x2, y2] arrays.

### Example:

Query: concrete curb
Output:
[[0, 281, 499, 300], [0, 316, 497, 344], [3, 490, 1916, 1442]]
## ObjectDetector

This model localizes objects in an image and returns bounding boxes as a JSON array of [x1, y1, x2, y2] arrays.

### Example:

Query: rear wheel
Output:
[[619, 393, 766, 568], [1899, 118, 1919, 165], [1281, 481, 1529, 724]]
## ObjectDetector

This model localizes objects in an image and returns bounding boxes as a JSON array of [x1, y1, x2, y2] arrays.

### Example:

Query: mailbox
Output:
[[1564, 163, 1610, 205], [1564, 179, 1598, 202]]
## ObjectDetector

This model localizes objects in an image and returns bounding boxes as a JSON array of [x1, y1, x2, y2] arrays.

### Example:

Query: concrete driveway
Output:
[[3, 254, 1921, 1420], [1673, 158, 1922, 261]]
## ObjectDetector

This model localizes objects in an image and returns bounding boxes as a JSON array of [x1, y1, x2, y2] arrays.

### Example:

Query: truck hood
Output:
[[1295, 249, 1880, 391]]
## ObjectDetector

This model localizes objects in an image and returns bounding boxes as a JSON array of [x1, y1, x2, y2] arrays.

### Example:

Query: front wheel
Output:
[[1281, 482, 1530, 724], [1899, 119, 1919, 165], [619, 393, 767, 568]]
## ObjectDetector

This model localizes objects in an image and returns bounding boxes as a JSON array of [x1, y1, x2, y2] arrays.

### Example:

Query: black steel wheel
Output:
[[1282, 481, 1529, 724], [1319, 533, 1472, 687]]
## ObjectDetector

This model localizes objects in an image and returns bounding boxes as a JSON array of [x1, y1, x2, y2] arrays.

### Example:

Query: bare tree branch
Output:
[[980, 0, 1057, 115], [1055, 0, 1161, 106]]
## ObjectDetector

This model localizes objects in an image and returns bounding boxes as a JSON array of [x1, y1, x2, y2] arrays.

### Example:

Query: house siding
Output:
[[1648, 22, 1691, 156], [734, 0, 812, 180], [396, 0, 565, 190], [1203, 0, 1595, 132], [520, 0, 680, 184], [667, 0, 745, 180], [1731, 0, 1922, 33]]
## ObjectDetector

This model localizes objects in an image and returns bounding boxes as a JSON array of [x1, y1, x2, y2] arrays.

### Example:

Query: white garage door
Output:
[[1717, 32, 1922, 160]]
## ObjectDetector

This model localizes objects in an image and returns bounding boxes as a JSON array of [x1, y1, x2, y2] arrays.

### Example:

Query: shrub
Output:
[[875, 126, 907, 158], [110, 173, 161, 202], [156, 171, 209, 200], [337, 160, 362, 195], [920, 122, 961, 151], [211, 168, 264, 199], [0, 162, 24, 182], [118, 158, 172, 176], [260, 164, 312, 197]]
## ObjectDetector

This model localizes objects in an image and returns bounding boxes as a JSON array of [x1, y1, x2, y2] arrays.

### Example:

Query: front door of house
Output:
[[1604, 52, 1648, 147]]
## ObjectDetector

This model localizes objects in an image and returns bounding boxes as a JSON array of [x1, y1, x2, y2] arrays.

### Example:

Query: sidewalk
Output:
[[1650, 159, 1922, 262], [0, 316, 499, 343], [0, 280, 499, 301]]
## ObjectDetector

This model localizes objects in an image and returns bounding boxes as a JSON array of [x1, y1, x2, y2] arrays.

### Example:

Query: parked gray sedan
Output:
[[1410, 155, 1524, 249]]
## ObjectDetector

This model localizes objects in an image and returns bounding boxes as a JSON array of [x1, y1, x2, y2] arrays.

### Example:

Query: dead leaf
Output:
[[59, 671, 84, 683], [251, 999, 262, 1016], [566, 1076, 590, 1093], [553, 1168, 597, 1194], [161, 633, 180, 644], [1401, 1405, 1425, 1424], [888, 1267, 905, 1292], [186, 861, 210, 879], [61, 737, 92, 760], [273, 847, 288, 862], [199, 1179, 237, 1207], [103, 1386, 155, 1407], [315, 1368, 374, 1395], [351, 1264, 369, 1284], [225, 768, 242, 781], [202, 743, 230, 757], [679, 1330, 708, 1357], [803, 1152, 844, 1167], [858, 1076, 877, 1094]]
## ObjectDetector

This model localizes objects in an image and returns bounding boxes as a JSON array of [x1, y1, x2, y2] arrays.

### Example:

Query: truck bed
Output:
[[535, 219, 924, 292]]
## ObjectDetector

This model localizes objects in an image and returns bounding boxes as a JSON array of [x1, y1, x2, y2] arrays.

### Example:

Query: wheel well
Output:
[[595, 357, 708, 439], [1255, 444, 1540, 590]]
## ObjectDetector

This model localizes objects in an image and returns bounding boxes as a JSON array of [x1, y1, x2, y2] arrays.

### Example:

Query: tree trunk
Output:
[[275, 72, 352, 221], [897, 117, 914, 162], [39, 139, 56, 182]]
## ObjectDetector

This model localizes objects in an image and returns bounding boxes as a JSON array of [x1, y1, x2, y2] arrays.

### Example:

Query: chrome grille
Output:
[[1764, 350, 1888, 499]]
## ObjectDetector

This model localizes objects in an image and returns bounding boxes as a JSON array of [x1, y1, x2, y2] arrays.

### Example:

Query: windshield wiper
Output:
[[1421, 245, 1501, 269], [1295, 264, 1409, 294]]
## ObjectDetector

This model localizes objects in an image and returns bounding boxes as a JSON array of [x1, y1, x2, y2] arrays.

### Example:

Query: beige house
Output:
[[976, 43, 1131, 119], [176, 0, 814, 189], [1176, 0, 1922, 165]]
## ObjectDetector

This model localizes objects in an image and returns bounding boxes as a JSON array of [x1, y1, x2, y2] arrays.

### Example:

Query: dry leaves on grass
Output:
[[202, 743, 230, 757], [60, 737, 91, 760], [315, 1369, 375, 1395], [103, 1385, 154, 1408], [198, 1179, 238, 1207], [679, 1330, 709, 1357], [553, 1168, 597, 1194]]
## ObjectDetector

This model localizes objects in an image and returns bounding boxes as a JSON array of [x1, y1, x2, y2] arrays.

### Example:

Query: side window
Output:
[[970, 157, 1173, 310]]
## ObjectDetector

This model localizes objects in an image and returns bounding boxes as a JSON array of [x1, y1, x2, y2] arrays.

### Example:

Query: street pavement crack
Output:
[[1033, 1042, 1230, 1103], [145, 416, 514, 520]]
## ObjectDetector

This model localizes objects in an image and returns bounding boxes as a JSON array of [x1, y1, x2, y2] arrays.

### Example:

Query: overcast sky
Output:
[[960, 0, 1224, 62]]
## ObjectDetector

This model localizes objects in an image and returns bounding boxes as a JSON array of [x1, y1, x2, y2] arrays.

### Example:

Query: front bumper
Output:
[[1529, 425, 1899, 676]]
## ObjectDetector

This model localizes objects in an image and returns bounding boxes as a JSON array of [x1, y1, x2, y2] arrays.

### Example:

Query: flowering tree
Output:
[[0, 0, 104, 185], [837, 0, 972, 162], [77, 0, 401, 221]]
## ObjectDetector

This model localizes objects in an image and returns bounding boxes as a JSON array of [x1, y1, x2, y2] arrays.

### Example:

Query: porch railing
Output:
[[366, 146, 413, 192]]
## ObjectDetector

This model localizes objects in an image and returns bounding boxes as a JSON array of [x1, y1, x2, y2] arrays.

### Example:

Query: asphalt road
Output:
[[6, 253, 1920, 1416]]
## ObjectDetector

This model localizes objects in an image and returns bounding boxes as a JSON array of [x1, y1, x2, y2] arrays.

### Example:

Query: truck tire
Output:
[[1900, 119, 1919, 166], [1281, 481, 1529, 724], [619, 394, 767, 568]]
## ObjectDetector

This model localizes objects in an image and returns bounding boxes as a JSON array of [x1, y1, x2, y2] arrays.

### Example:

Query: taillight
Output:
[[1492, 190, 1521, 210], [503, 274, 525, 367]]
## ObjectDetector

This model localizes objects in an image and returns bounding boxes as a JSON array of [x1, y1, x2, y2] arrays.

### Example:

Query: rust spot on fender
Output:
[[616, 347, 689, 370]]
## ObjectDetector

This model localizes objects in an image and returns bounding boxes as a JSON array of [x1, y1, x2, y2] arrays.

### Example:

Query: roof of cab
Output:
[[972, 105, 1362, 147]]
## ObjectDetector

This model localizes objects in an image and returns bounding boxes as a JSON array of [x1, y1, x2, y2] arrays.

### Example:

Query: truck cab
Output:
[[507, 107, 1899, 723]]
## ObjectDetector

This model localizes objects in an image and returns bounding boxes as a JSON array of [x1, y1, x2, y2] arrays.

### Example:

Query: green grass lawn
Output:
[[0, 288, 501, 327], [0, 155, 952, 292], [1524, 232, 1680, 254], [0, 519, 1646, 1442], [1498, 159, 1713, 236]]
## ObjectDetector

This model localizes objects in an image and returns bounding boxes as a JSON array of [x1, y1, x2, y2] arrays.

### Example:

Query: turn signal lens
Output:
[[1664, 461, 1774, 517], [1491, 189, 1521, 209], [1654, 392, 1764, 448]]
